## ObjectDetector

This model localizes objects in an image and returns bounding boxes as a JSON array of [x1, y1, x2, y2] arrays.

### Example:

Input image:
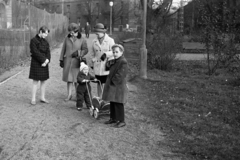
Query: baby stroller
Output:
[[86, 80, 110, 119]]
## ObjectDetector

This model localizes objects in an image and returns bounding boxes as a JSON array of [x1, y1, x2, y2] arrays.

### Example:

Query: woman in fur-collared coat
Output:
[[102, 44, 128, 128], [59, 23, 88, 101]]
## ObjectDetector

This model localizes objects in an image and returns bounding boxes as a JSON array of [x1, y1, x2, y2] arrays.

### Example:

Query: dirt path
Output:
[[0, 34, 181, 160]]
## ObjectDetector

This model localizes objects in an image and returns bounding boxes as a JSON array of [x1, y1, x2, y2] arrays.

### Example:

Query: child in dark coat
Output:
[[76, 62, 97, 111], [102, 44, 128, 128]]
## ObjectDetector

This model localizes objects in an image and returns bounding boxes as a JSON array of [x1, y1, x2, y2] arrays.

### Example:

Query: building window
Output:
[[52, 5, 55, 13], [56, 5, 60, 13], [67, 5, 70, 12]]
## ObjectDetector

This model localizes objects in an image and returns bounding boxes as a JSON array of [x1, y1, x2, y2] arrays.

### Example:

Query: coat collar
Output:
[[36, 34, 45, 42], [36, 34, 42, 40], [115, 56, 124, 62], [93, 33, 111, 44], [79, 71, 88, 77]]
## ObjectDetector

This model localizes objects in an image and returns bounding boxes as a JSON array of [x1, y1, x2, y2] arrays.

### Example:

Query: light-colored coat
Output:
[[90, 34, 115, 76], [60, 36, 88, 82], [102, 56, 128, 104]]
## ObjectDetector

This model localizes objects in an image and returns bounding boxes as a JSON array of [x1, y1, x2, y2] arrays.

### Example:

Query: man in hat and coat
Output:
[[84, 22, 91, 38]]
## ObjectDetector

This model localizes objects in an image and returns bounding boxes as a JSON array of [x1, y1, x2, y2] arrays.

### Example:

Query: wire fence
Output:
[[0, 1, 68, 72]]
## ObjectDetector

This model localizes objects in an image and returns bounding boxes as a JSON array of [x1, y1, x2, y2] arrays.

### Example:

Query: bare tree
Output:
[[140, 0, 183, 70], [83, 0, 99, 27], [198, 0, 240, 75]]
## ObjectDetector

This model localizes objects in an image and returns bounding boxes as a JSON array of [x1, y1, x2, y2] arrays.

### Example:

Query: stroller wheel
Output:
[[89, 107, 94, 117], [93, 109, 99, 119]]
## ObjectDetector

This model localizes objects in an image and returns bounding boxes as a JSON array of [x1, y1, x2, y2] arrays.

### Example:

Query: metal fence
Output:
[[0, 1, 68, 70]]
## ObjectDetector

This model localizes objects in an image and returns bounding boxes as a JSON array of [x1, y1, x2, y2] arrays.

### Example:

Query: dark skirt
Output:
[[95, 75, 107, 84], [29, 58, 49, 81]]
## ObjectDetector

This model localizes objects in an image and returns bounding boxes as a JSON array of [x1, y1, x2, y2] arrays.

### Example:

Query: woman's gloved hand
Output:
[[80, 57, 87, 64], [100, 53, 106, 61], [60, 60, 64, 68], [72, 51, 78, 58]]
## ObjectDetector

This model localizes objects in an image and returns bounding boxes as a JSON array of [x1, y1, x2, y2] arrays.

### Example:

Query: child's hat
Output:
[[112, 44, 124, 52], [80, 62, 88, 71]]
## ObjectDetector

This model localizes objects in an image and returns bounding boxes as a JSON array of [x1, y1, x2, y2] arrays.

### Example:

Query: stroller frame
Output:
[[86, 80, 110, 119]]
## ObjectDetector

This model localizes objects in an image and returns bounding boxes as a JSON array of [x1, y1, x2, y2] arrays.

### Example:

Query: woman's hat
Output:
[[94, 23, 106, 33], [80, 62, 89, 71], [68, 23, 79, 32]]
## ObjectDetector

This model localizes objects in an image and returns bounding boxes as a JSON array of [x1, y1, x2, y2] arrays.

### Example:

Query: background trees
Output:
[[140, 0, 182, 70], [198, 0, 240, 75]]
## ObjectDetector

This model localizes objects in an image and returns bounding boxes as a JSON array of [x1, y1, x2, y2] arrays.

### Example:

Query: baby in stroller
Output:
[[76, 62, 97, 111]]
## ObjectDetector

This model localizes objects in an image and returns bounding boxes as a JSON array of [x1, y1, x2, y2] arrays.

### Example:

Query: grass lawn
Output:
[[128, 60, 240, 160]]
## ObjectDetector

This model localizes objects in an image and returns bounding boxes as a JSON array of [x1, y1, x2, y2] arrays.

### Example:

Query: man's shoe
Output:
[[113, 121, 126, 128], [104, 119, 116, 124], [77, 107, 82, 111]]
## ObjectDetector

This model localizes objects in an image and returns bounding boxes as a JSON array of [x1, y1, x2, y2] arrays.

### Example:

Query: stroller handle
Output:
[[85, 79, 104, 105], [89, 79, 103, 91]]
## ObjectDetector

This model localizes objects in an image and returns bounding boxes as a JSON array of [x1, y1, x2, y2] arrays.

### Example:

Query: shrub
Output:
[[111, 31, 141, 44], [198, 0, 240, 75], [147, 30, 182, 70]]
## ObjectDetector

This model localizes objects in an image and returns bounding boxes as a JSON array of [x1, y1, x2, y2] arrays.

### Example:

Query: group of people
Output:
[[28, 22, 128, 128]]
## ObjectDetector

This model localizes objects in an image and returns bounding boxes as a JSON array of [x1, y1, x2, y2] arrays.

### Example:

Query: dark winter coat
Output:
[[29, 34, 51, 81], [102, 56, 128, 104], [76, 71, 95, 108], [77, 71, 95, 91], [60, 36, 88, 83], [84, 24, 91, 33]]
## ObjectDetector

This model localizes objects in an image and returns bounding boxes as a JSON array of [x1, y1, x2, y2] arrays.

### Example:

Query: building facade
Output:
[[0, 0, 139, 31], [0, 0, 12, 28]]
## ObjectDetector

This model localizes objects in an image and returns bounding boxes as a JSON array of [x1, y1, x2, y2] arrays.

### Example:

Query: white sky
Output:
[[172, 0, 192, 6], [171, 0, 192, 12], [152, 0, 192, 12]]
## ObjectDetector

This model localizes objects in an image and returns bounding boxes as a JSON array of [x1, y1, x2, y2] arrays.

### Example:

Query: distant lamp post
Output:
[[109, 1, 113, 35]]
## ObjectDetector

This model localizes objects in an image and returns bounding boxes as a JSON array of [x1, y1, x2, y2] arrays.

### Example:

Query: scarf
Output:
[[98, 34, 105, 45]]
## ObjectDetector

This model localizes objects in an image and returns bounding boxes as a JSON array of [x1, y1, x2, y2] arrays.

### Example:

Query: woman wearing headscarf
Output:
[[59, 23, 88, 101]]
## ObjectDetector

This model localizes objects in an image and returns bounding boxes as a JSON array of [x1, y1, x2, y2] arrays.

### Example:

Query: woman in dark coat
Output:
[[59, 23, 88, 101], [102, 44, 128, 128], [29, 26, 51, 105]]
